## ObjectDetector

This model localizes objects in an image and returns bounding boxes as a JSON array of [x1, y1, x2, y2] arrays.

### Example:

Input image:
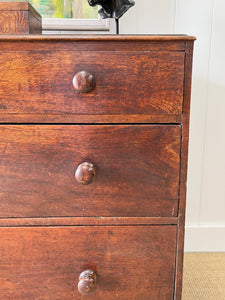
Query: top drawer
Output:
[[0, 50, 184, 115]]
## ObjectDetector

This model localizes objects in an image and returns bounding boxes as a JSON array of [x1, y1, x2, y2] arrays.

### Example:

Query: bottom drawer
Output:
[[0, 226, 177, 300]]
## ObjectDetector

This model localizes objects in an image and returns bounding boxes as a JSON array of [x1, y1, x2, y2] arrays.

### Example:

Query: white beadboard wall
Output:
[[120, 0, 225, 251]]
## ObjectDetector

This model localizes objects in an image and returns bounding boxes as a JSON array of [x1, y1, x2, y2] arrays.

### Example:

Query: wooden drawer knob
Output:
[[73, 71, 95, 93], [75, 162, 96, 185], [78, 270, 97, 295]]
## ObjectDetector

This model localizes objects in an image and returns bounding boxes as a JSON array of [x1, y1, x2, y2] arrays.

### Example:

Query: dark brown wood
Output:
[[0, 34, 196, 41], [0, 39, 187, 53], [0, 2, 41, 35], [75, 162, 97, 185], [0, 125, 181, 218], [0, 217, 178, 227], [0, 35, 195, 300], [0, 226, 177, 299], [28, 10, 42, 34], [0, 113, 182, 124], [73, 71, 96, 93], [174, 41, 195, 300], [0, 40, 189, 54], [0, 50, 184, 115], [78, 270, 97, 295]]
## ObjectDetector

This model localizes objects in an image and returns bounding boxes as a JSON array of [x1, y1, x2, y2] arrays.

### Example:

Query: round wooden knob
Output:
[[75, 162, 96, 185], [78, 270, 97, 295], [73, 71, 95, 93]]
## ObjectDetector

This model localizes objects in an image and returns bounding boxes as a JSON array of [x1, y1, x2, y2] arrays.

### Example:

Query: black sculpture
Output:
[[88, 0, 135, 20], [88, 0, 135, 34]]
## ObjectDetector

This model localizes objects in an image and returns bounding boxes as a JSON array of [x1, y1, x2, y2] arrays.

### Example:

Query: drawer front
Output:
[[0, 125, 181, 218], [0, 226, 177, 299], [0, 50, 184, 115]]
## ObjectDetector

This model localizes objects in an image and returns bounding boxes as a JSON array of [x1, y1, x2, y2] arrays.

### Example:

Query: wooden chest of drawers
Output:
[[0, 35, 195, 299]]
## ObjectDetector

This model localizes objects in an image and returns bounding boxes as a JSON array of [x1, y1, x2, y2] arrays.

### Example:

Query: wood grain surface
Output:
[[0, 2, 41, 35], [0, 50, 184, 115], [0, 36, 195, 300], [0, 113, 182, 124], [0, 2, 38, 12], [0, 216, 178, 227], [175, 41, 195, 300], [0, 34, 196, 41], [0, 125, 181, 218], [0, 226, 177, 299], [0, 11, 29, 34]]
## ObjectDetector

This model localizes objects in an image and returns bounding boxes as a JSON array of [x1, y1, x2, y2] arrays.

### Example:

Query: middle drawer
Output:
[[0, 125, 181, 218]]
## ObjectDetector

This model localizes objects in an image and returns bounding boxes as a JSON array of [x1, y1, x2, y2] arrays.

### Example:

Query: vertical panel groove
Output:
[[173, 0, 177, 32], [198, 0, 215, 225]]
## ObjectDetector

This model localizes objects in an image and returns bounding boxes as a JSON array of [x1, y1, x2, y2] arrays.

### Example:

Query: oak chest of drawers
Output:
[[0, 35, 195, 299]]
